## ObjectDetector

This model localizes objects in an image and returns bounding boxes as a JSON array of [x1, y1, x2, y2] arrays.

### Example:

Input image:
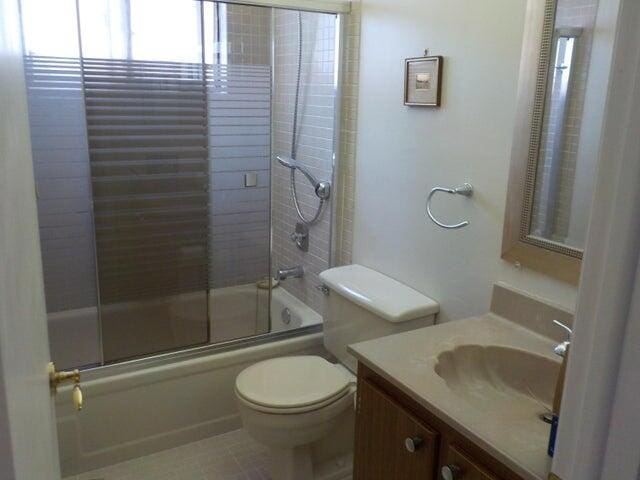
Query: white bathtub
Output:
[[209, 284, 323, 336], [270, 286, 323, 331], [48, 284, 323, 369], [48, 307, 101, 369], [52, 284, 325, 476]]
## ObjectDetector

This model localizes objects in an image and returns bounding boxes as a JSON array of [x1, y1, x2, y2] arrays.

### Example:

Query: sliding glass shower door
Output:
[[21, 0, 338, 369], [204, 3, 272, 343], [77, 0, 210, 362]]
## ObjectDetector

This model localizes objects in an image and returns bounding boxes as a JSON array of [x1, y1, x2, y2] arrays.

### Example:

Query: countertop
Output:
[[348, 313, 559, 480]]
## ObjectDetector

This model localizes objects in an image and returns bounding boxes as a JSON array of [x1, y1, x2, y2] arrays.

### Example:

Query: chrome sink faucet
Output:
[[275, 265, 304, 282], [552, 320, 572, 357]]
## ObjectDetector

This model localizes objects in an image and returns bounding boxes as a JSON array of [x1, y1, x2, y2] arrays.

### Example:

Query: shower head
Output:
[[276, 155, 296, 169], [275, 155, 331, 201], [276, 155, 317, 186]]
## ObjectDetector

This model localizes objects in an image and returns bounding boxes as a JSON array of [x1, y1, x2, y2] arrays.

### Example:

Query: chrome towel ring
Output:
[[426, 183, 474, 229]]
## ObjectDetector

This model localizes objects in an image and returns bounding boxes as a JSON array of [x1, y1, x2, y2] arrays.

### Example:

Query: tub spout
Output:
[[276, 265, 304, 282]]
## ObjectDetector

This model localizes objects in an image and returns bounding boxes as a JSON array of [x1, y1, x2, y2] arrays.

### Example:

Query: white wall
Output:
[[352, 0, 578, 322]]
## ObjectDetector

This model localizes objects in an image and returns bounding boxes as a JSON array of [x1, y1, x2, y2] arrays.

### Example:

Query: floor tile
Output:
[[65, 429, 270, 480]]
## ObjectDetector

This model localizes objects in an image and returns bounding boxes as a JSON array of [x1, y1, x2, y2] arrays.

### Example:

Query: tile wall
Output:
[[270, 4, 360, 314], [271, 9, 338, 314], [209, 4, 272, 289], [334, 0, 361, 267], [226, 4, 272, 66]]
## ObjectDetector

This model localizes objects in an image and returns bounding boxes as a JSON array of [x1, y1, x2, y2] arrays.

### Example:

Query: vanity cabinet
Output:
[[354, 377, 439, 479], [354, 364, 523, 480], [442, 444, 499, 480]]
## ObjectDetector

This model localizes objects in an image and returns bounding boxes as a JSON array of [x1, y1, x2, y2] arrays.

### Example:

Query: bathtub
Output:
[[271, 286, 323, 331], [48, 283, 323, 369], [210, 283, 323, 336], [48, 307, 101, 370], [53, 284, 325, 476]]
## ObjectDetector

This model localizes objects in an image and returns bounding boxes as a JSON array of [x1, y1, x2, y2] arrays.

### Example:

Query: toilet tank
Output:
[[319, 265, 439, 372]]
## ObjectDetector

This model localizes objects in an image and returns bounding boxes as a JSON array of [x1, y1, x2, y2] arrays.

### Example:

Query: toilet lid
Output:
[[235, 356, 352, 410]]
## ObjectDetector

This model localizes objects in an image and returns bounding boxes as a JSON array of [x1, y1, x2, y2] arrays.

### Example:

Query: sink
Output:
[[434, 345, 560, 417]]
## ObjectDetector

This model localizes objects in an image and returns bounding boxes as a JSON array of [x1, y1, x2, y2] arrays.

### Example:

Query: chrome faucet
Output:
[[552, 320, 572, 357], [275, 265, 304, 282]]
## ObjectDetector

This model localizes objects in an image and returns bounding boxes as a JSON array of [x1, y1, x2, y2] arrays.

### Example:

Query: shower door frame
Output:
[[74, 4, 348, 379]]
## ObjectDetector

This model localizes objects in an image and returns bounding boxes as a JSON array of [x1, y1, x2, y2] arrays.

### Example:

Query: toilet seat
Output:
[[235, 355, 353, 414]]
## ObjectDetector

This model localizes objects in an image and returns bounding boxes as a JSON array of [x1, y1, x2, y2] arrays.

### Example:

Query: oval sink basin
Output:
[[434, 345, 560, 415]]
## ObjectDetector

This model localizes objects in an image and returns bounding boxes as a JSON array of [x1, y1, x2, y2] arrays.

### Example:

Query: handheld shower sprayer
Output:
[[277, 11, 331, 226], [276, 155, 331, 201]]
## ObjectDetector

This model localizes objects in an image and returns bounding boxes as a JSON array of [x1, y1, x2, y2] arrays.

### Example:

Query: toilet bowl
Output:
[[235, 265, 439, 480], [236, 355, 355, 480]]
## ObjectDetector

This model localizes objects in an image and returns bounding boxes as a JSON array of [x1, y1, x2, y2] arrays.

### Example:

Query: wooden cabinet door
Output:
[[441, 444, 500, 480], [354, 378, 439, 480]]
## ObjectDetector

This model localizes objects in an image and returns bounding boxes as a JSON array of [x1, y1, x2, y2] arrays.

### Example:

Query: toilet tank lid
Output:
[[319, 265, 439, 323]]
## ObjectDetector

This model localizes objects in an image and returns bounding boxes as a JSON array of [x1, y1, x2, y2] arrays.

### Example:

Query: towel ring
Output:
[[426, 183, 473, 229]]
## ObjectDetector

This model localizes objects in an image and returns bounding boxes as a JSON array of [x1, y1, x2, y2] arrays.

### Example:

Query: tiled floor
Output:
[[65, 429, 270, 480]]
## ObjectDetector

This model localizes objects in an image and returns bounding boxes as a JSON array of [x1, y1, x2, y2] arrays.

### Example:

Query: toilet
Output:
[[234, 264, 439, 480]]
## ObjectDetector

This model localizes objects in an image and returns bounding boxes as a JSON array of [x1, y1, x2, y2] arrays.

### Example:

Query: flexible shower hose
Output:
[[288, 11, 325, 226]]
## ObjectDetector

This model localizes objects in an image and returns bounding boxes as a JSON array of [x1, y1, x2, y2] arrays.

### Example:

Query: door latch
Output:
[[48, 362, 83, 411]]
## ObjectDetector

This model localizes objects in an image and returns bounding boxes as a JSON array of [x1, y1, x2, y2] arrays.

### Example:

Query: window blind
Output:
[[24, 55, 99, 312], [82, 58, 210, 303]]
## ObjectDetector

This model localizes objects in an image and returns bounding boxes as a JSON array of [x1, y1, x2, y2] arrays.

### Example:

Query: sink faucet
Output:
[[552, 320, 572, 357], [275, 265, 304, 282]]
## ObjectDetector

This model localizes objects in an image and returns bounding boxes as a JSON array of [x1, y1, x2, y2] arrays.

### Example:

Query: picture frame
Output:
[[404, 55, 443, 107]]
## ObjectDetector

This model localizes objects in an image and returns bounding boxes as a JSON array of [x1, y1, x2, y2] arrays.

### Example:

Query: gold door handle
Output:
[[48, 362, 83, 411]]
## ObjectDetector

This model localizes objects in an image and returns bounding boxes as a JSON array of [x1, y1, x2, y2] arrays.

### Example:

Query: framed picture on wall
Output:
[[404, 56, 443, 107]]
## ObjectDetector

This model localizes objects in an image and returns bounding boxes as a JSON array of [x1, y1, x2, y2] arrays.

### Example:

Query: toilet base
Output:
[[269, 445, 313, 480], [262, 407, 354, 480], [268, 448, 353, 480], [234, 357, 356, 480], [313, 452, 353, 480]]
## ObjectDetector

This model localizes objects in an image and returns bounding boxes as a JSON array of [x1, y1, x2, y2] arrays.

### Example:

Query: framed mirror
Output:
[[503, 0, 600, 284]]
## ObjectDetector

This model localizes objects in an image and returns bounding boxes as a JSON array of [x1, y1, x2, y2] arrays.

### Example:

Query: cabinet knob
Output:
[[404, 436, 424, 453], [441, 464, 463, 480]]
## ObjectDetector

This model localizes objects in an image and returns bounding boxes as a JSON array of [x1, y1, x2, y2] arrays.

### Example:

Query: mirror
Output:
[[525, 0, 599, 252], [503, 0, 601, 282]]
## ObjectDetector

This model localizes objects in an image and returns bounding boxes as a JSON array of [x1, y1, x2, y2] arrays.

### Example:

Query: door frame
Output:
[[551, 0, 640, 477], [0, 0, 62, 477]]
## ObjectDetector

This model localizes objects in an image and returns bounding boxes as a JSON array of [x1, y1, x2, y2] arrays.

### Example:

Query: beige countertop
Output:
[[348, 313, 559, 480]]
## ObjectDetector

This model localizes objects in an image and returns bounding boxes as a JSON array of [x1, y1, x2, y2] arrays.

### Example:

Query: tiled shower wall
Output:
[[271, 10, 337, 314], [531, 0, 598, 244], [208, 63, 271, 289], [226, 4, 271, 66], [271, 4, 360, 315], [334, 0, 361, 267], [209, 5, 272, 288]]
